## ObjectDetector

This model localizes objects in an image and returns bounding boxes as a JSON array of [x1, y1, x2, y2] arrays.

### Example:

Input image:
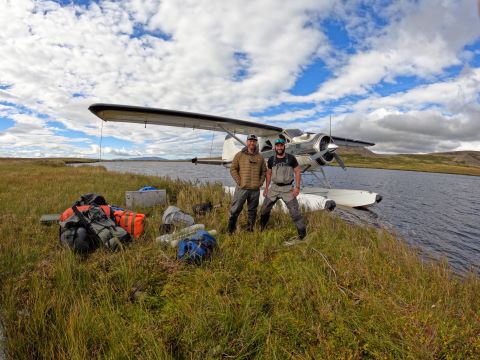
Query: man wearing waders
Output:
[[228, 134, 267, 234], [260, 138, 306, 240]]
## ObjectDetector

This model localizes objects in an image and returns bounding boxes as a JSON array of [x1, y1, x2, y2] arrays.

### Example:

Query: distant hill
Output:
[[431, 151, 480, 167], [338, 146, 380, 158], [123, 156, 167, 161]]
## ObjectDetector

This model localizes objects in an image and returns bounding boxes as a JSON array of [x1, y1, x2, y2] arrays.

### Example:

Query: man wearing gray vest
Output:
[[259, 138, 306, 240]]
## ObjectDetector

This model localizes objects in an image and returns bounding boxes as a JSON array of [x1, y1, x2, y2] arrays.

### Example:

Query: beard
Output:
[[275, 148, 285, 155]]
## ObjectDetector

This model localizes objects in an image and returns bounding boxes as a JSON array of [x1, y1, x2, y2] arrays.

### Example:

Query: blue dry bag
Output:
[[177, 230, 217, 264], [138, 186, 158, 192]]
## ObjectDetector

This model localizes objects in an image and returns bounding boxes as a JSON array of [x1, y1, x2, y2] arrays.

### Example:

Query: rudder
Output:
[[222, 135, 242, 162]]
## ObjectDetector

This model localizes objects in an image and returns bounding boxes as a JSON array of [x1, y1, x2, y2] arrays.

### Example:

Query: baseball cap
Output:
[[247, 134, 258, 141], [275, 138, 285, 144]]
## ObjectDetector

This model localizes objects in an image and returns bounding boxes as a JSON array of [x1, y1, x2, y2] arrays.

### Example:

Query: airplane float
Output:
[[89, 103, 383, 211]]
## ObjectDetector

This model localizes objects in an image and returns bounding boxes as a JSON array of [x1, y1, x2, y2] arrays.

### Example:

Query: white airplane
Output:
[[89, 103, 383, 211]]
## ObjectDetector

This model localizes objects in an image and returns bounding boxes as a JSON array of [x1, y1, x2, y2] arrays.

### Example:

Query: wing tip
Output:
[[88, 103, 110, 116]]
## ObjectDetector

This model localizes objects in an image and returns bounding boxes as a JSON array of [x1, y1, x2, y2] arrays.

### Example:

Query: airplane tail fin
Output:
[[222, 135, 242, 161]]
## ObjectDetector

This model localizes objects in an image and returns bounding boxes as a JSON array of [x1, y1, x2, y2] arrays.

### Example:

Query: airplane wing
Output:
[[331, 136, 375, 147], [89, 103, 282, 137]]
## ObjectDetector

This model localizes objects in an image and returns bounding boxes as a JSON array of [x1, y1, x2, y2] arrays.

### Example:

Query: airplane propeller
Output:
[[304, 135, 346, 171], [333, 152, 346, 170], [328, 142, 346, 171]]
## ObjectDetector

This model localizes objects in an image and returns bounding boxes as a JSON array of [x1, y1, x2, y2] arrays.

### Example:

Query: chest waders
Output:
[[260, 155, 306, 239], [269, 158, 295, 201]]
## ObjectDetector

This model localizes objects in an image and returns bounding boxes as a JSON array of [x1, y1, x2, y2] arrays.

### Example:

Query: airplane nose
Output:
[[327, 143, 338, 152]]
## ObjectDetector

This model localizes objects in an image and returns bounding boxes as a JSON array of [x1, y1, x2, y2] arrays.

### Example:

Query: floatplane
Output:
[[89, 104, 382, 211]]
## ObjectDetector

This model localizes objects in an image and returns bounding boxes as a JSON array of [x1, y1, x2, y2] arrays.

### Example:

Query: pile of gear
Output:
[[56, 192, 219, 265], [59, 193, 145, 253], [156, 204, 218, 264]]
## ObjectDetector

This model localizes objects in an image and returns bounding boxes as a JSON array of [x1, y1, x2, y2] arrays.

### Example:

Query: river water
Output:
[[78, 161, 480, 273]]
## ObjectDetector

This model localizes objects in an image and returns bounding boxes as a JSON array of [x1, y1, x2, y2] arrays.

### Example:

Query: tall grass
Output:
[[0, 159, 478, 359]]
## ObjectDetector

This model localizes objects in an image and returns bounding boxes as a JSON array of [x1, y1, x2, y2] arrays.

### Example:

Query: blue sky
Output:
[[1, 0, 479, 158]]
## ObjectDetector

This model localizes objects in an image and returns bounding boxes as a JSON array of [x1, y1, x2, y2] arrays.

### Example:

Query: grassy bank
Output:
[[0, 159, 479, 359], [338, 150, 480, 177]]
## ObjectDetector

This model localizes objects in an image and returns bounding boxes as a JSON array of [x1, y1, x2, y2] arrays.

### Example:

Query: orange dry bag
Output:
[[113, 210, 145, 239], [60, 205, 112, 222]]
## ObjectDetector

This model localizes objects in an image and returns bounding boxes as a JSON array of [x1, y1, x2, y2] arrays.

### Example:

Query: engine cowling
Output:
[[312, 134, 335, 165], [282, 133, 344, 171]]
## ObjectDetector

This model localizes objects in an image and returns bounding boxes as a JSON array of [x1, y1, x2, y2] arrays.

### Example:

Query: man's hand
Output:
[[292, 187, 300, 198], [263, 187, 269, 197]]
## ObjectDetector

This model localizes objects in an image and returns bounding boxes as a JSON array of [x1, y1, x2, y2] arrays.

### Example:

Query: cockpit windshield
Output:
[[283, 129, 304, 139]]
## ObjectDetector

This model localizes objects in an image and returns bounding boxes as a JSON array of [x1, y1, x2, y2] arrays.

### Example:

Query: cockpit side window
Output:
[[261, 139, 272, 152], [278, 134, 289, 143], [284, 129, 304, 139]]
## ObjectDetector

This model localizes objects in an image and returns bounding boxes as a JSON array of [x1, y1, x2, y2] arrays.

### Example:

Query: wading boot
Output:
[[284, 229, 307, 247], [227, 216, 237, 235], [259, 213, 270, 231], [247, 214, 256, 232], [298, 228, 307, 240]]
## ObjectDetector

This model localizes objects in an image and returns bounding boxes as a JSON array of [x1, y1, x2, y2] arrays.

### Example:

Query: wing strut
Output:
[[319, 167, 331, 188], [309, 168, 331, 189], [219, 125, 246, 147]]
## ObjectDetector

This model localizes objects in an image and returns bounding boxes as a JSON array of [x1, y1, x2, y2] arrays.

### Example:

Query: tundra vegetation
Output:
[[0, 159, 478, 359], [337, 148, 480, 176]]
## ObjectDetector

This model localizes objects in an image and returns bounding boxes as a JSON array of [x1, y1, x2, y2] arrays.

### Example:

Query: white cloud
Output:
[[0, 0, 339, 157], [286, 0, 480, 103], [301, 66, 480, 153], [256, 108, 318, 123], [0, 0, 479, 157], [344, 66, 480, 114]]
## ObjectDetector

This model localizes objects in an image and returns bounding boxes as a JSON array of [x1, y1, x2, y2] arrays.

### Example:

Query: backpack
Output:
[[61, 193, 146, 239], [177, 230, 217, 264], [59, 205, 112, 222], [60, 204, 131, 253], [72, 193, 108, 206]]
